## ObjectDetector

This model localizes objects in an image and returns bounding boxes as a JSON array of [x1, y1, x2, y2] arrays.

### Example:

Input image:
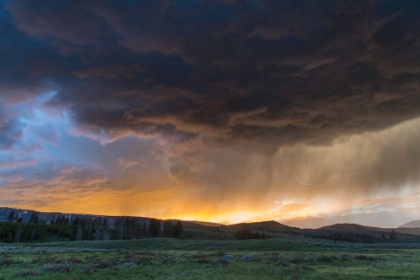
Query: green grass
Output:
[[17, 238, 307, 251], [1, 239, 420, 279]]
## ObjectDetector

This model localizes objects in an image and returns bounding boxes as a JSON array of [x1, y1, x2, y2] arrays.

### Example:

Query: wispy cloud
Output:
[[117, 157, 139, 171]]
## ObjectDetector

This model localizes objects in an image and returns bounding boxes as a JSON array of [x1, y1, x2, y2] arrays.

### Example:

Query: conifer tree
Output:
[[8, 211, 15, 222]]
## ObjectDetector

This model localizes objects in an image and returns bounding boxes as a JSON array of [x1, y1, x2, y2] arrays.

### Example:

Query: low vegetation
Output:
[[1, 238, 420, 279]]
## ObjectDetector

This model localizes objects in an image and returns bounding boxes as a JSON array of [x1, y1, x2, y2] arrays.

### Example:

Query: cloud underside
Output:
[[1, 0, 420, 223]]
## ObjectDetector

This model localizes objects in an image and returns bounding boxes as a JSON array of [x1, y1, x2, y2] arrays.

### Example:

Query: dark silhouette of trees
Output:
[[73, 216, 80, 227], [8, 211, 15, 222], [163, 220, 183, 239], [142, 223, 147, 238], [1, 210, 182, 243], [327, 232, 376, 243], [109, 217, 146, 240], [174, 220, 183, 239], [389, 229, 397, 241], [29, 212, 39, 224], [163, 220, 173, 237], [148, 218, 161, 237], [0, 222, 77, 243], [97, 217, 109, 240], [234, 228, 270, 240]]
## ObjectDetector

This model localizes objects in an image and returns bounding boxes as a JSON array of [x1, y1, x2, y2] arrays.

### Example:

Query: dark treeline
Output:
[[234, 228, 270, 240], [0, 222, 77, 243], [327, 232, 375, 243], [163, 219, 183, 238], [0, 211, 183, 243], [304, 230, 398, 244]]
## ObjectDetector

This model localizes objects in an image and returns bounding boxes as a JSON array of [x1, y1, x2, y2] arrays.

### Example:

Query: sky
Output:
[[1, 0, 420, 228]]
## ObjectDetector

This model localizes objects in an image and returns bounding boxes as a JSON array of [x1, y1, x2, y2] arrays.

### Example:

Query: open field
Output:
[[1, 238, 420, 279]]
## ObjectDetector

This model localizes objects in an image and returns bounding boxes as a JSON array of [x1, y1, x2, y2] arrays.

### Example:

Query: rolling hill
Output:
[[399, 220, 420, 228], [226, 220, 301, 234], [2, 207, 420, 243], [282, 216, 334, 229]]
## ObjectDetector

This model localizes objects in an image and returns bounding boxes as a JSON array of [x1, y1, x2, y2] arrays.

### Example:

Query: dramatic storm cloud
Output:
[[1, 0, 420, 226]]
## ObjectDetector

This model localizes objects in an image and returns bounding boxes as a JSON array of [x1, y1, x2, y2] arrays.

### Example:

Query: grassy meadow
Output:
[[1, 238, 420, 279]]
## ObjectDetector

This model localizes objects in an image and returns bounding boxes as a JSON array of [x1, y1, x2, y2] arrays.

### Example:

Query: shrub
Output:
[[219, 258, 230, 266], [67, 257, 84, 264], [354, 254, 375, 261], [275, 257, 290, 267], [290, 253, 306, 264], [317, 255, 339, 262], [83, 265, 96, 274], [15, 270, 42, 277], [42, 263, 71, 273], [0, 256, 13, 266], [340, 254, 351, 261], [123, 262, 138, 268], [95, 259, 117, 269]]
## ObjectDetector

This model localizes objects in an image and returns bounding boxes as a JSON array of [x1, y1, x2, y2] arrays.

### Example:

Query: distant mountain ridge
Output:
[[307, 223, 420, 242], [399, 220, 420, 228], [317, 223, 386, 232], [282, 216, 334, 229], [226, 220, 300, 232], [2, 207, 420, 243]]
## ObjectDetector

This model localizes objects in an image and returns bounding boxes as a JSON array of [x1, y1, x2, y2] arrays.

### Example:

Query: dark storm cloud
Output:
[[2, 0, 420, 149], [2, 0, 420, 181], [0, 4, 76, 102]]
